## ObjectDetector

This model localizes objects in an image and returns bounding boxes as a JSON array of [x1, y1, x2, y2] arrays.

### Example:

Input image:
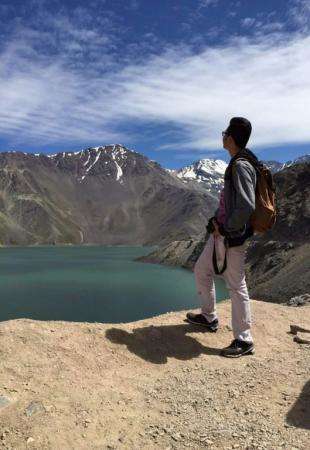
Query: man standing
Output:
[[186, 117, 257, 357]]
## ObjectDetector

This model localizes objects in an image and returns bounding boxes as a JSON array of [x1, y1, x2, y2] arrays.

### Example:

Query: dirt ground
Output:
[[0, 299, 309, 450]]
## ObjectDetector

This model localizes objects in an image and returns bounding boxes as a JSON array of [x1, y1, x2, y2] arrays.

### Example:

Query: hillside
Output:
[[1, 148, 308, 248], [0, 300, 309, 449], [245, 161, 310, 301], [0, 146, 217, 246], [138, 161, 310, 303]]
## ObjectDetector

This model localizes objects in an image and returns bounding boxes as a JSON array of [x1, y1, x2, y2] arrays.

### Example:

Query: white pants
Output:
[[194, 233, 253, 343]]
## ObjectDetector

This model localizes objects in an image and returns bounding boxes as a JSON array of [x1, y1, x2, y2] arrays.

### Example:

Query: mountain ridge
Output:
[[0, 145, 308, 249], [0, 145, 218, 246], [164, 153, 309, 195]]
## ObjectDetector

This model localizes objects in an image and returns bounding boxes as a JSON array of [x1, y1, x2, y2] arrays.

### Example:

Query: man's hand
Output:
[[212, 218, 221, 238]]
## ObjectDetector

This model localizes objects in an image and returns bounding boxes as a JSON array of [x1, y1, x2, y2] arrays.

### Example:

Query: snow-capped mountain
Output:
[[169, 154, 310, 194], [47, 144, 131, 184], [1, 145, 308, 247], [0, 145, 218, 246], [175, 158, 228, 181], [168, 158, 228, 196]]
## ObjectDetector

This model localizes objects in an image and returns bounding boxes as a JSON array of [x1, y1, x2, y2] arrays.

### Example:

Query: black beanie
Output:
[[226, 117, 252, 148]]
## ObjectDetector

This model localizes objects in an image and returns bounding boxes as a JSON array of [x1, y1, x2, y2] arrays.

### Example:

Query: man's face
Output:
[[222, 128, 235, 156], [222, 128, 230, 149]]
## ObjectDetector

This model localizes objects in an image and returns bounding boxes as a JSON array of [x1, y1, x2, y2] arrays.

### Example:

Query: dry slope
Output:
[[0, 300, 309, 450]]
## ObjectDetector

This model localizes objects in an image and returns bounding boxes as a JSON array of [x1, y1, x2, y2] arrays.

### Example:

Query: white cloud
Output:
[[241, 15, 285, 34], [1, 15, 310, 151], [242, 17, 256, 28], [199, 0, 219, 8]]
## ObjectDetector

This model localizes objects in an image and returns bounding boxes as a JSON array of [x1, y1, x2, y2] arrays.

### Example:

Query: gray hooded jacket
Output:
[[215, 149, 257, 245]]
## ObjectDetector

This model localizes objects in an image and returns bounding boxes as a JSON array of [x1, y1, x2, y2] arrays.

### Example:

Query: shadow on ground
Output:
[[286, 380, 310, 430], [105, 323, 220, 364]]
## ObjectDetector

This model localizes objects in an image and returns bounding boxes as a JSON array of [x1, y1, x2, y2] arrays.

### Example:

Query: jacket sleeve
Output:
[[219, 161, 256, 237]]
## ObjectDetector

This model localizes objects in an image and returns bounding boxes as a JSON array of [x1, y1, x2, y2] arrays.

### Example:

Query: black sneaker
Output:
[[220, 339, 255, 358], [185, 313, 219, 332]]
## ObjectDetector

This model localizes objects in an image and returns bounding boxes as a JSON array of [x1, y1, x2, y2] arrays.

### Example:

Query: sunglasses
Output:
[[222, 131, 229, 138]]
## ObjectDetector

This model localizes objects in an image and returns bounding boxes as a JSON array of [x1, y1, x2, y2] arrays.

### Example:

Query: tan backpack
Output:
[[232, 157, 276, 234]]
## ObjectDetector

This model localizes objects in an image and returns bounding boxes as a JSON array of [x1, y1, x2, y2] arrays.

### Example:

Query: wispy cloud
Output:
[[198, 0, 219, 8], [241, 14, 285, 35], [0, 3, 310, 152], [290, 0, 310, 32], [241, 17, 256, 28]]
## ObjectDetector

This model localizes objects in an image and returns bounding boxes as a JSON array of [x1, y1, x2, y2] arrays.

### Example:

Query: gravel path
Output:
[[0, 300, 309, 449]]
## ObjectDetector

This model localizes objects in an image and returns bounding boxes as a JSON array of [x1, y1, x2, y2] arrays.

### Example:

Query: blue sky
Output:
[[0, 0, 309, 168]]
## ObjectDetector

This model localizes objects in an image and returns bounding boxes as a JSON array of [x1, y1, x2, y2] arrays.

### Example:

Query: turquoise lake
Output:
[[0, 246, 228, 323]]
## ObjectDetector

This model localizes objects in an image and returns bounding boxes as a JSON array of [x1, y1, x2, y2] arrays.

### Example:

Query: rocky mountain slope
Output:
[[139, 161, 310, 303], [0, 146, 308, 252], [245, 160, 310, 302], [0, 146, 218, 246], [0, 300, 309, 449], [263, 154, 310, 173], [167, 158, 228, 196], [262, 160, 286, 173]]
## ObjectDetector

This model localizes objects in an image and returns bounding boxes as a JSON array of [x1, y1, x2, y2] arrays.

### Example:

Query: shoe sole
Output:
[[185, 317, 218, 332], [220, 347, 255, 358]]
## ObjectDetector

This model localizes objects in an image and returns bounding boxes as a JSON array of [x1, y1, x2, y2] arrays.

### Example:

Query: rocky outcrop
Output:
[[287, 294, 310, 307], [244, 161, 310, 302], [136, 237, 207, 269]]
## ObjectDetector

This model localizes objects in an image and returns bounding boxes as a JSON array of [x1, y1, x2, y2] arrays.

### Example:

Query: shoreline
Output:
[[0, 243, 160, 249]]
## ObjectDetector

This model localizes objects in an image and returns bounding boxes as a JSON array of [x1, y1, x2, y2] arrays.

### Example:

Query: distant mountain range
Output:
[[0, 145, 218, 246], [263, 154, 310, 173], [0, 146, 308, 247], [166, 153, 310, 196]]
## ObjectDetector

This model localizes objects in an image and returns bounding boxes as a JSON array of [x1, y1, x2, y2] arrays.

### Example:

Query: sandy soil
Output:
[[0, 300, 309, 450]]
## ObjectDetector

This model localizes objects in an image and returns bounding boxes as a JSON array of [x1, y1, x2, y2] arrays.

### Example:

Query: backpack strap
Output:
[[233, 156, 260, 174], [225, 150, 260, 182], [230, 156, 261, 197], [233, 156, 276, 193]]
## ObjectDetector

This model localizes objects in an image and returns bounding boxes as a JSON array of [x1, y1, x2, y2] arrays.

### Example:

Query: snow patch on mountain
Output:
[[263, 154, 310, 173], [85, 148, 102, 173], [83, 151, 91, 167], [283, 154, 310, 168], [111, 150, 123, 183], [74, 145, 128, 183], [177, 159, 227, 180], [168, 158, 228, 195]]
